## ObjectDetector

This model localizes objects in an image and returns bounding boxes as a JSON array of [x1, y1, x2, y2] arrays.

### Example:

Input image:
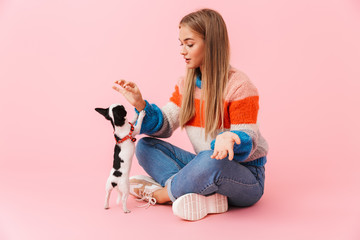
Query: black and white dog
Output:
[[95, 104, 145, 213]]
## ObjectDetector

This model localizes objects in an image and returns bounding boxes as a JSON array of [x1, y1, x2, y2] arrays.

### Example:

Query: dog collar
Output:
[[114, 122, 136, 144]]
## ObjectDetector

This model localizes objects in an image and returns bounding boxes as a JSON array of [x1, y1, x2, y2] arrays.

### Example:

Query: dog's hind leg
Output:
[[104, 182, 114, 209], [116, 187, 121, 205], [121, 191, 130, 213], [118, 185, 130, 213]]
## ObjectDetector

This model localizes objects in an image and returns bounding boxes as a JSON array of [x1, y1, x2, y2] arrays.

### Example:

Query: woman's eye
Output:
[[179, 43, 193, 47]]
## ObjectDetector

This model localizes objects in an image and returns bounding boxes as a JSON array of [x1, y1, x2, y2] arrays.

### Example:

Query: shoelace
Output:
[[136, 190, 157, 209]]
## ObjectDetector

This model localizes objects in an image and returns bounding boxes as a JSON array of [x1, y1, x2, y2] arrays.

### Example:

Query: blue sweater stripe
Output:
[[135, 100, 164, 135]]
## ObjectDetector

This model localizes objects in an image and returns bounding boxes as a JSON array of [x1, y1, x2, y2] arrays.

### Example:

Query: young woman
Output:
[[112, 8, 268, 221]]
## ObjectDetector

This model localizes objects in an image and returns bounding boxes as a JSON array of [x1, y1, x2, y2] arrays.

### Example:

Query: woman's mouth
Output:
[[185, 58, 190, 63]]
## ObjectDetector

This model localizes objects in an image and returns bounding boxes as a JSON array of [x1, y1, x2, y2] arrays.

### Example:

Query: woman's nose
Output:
[[180, 46, 187, 55]]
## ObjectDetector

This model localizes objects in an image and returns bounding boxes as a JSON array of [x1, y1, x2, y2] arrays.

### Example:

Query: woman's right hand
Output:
[[113, 80, 146, 111]]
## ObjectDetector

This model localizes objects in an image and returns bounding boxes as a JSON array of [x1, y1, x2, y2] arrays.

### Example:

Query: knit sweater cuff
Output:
[[210, 131, 253, 162], [134, 100, 164, 135]]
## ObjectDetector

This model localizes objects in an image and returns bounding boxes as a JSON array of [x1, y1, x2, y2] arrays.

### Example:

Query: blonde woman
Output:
[[113, 8, 268, 221]]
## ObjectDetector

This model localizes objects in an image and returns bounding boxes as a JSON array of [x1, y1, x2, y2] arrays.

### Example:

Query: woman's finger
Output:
[[112, 86, 127, 95], [233, 134, 241, 145], [228, 149, 234, 161], [112, 86, 121, 93], [114, 81, 132, 92], [222, 151, 228, 159], [125, 82, 136, 88], [114, 79, 125, 86], [124, 85, 136, 93], [211, 150, 219, 158], [216, 151, 225, 160]]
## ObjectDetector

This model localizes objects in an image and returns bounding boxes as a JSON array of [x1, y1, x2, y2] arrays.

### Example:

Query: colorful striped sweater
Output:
[[136, 67, 268, 166]]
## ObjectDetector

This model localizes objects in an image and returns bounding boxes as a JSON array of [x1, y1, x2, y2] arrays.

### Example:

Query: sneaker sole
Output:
[[172, 193, 228, 221]]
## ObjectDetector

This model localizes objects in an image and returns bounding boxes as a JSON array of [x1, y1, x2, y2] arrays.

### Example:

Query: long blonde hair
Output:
[[179, 8, 230, 139]]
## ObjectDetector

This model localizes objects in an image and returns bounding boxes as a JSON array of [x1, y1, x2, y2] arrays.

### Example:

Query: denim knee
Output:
[[135, 137, 153, 167], [186, 150, 229, 181]]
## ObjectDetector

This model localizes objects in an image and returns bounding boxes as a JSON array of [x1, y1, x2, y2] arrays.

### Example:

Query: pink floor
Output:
[[1, 151, 359, 240]]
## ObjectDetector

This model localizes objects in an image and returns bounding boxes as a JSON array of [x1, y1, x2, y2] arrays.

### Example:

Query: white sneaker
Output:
[[172, 193, 228, 221], [129, 175, 163, 208]]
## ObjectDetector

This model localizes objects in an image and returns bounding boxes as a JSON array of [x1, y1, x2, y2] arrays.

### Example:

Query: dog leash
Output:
[[114, 122, 136, 144]]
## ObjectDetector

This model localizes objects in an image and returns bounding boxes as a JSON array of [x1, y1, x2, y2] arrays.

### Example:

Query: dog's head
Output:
[[95, 104, 127, 129]]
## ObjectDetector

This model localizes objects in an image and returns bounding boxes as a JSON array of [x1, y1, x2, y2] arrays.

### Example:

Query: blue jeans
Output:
[[135, 137, 265, 206]]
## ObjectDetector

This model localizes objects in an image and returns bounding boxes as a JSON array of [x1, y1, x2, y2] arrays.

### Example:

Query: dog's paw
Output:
[[124, 209, 131, 214]]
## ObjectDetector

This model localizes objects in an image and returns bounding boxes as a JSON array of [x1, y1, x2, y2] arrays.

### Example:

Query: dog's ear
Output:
[[95, 108, 110, 120]]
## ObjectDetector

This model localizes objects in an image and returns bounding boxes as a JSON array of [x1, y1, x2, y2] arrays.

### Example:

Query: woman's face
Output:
[[179, 25, 205, 70]]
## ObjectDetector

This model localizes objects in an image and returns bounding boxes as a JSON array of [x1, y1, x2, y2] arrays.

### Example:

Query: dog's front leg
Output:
[[130, 112, 139, 125], [133, 110, 146, 135]]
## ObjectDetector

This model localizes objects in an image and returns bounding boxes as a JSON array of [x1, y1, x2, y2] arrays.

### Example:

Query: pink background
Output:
[[1, 0, 360, 239]]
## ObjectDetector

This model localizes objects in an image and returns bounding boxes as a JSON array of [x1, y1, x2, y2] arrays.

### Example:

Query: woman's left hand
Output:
[[211, 132, 241, 160]]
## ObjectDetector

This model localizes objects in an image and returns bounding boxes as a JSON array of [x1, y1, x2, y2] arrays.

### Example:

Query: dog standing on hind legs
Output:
[[95, 104, 145, 213]]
